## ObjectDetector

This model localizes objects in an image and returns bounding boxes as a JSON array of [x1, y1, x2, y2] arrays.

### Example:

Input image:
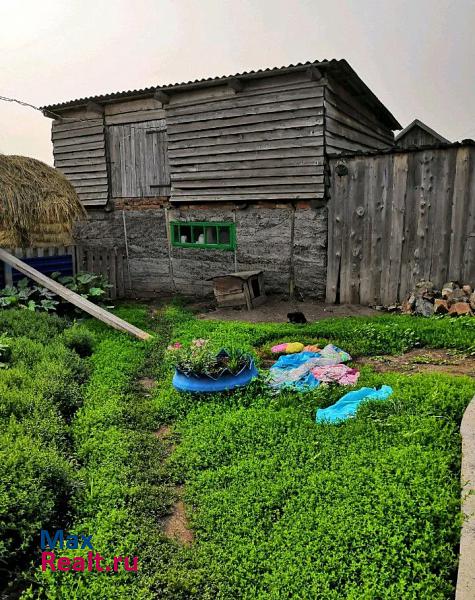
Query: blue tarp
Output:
[[268, 351, 321, 391], [272, 352, 321, 368], [316, 385, 393, 423]]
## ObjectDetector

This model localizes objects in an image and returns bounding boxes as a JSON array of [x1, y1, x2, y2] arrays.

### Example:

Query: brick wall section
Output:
[[74, 201, 327, 299]]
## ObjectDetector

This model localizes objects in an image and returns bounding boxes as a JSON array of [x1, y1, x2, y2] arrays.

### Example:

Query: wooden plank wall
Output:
[[324, 76, 394, 154], [108, 119, 170, 198], [326, 145, 475, 305], [75, 245, 128, 299], [166, 72, 326, 202], [52, 111, 108, 207], [104, 98, 165, 126], [51, 74, 398, 206]]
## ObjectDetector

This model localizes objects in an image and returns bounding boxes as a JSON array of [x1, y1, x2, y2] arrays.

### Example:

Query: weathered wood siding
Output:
[[396, 125, 443, 149], [52, 111, 108, 207], [326, 145, 475, 305], [108, 120, 170, 198], [104, 98, 165, 125], [51, 100, 171, 206], [166, 72, 326, 202], [324, 76, 394, 154], [51, 73, 399, 207]]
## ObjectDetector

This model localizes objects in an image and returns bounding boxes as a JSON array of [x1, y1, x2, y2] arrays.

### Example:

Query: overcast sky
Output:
[[1, 0, 474, 165]]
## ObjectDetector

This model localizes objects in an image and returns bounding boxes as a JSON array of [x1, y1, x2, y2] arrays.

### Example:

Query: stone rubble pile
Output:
[[402, 280, 475, 317]]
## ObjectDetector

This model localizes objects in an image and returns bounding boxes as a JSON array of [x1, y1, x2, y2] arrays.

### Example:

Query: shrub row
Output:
[[29, 307, 182, 599], [0, 311, 91, 596]]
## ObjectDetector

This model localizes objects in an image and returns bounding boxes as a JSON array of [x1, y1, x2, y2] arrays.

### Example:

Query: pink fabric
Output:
[[271, 343, 288, 353], [311, 364, 360, 385]]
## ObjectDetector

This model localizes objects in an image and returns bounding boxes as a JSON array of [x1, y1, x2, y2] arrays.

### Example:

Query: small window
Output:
[[171, 221, 235, 250]]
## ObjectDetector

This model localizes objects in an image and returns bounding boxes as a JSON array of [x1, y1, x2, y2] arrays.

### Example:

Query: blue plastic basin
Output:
[[172, 361, 258, 393]]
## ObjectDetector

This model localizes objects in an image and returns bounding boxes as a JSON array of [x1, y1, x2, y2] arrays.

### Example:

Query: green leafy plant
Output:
[[29, 307, 175, 600], [51, 271, 111, 301], [0, 310, 88, 592], [0, 279, 59, 312], [61, 324, 96, 358], [0, 272, 112, 315]]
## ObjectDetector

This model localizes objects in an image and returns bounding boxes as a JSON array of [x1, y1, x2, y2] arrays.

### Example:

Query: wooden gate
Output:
[[326, 145, 475, 305]]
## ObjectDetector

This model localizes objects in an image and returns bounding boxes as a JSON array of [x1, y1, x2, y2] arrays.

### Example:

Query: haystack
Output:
[[0, 156, 151, 340], [0, 154, 86, 247]]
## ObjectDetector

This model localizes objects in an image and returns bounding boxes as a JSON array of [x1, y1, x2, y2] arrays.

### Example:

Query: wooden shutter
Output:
[[108, 119, 170, 198]]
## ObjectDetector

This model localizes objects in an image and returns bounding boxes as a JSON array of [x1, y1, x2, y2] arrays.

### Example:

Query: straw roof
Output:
[[0, 154, 86, 248]]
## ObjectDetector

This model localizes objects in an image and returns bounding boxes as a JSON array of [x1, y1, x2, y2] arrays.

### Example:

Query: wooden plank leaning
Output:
[[0, 248, 152, 341]]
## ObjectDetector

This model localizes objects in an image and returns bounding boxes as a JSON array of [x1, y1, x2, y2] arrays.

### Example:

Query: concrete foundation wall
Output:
[[74, 201, 327, 299]]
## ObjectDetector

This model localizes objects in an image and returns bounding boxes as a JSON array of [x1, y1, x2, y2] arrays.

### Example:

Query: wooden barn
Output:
[[42, 59, 401, 299], [395, 118, 450, 149]]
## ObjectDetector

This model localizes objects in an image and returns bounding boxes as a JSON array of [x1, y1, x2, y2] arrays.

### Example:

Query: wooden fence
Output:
[[0, 245, 129, 300], [326, 144, 475, 305], [1, 246, 75, 287], [75, 245, 129, 299]]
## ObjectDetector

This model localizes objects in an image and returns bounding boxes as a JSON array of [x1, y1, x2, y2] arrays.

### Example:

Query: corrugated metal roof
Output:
[[41, 59, 401, 129]]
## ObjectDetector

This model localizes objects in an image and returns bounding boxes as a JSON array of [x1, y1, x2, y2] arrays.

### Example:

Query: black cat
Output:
[[287, 311, 307, 324]]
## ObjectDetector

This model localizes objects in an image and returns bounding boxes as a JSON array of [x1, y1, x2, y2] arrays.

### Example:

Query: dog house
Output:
[[209, 271, 266, 310]]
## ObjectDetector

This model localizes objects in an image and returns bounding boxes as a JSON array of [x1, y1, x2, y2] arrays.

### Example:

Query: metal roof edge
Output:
[[41, 58, 400, 129]]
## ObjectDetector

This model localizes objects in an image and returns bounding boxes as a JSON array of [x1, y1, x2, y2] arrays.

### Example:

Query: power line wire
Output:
[[0, 93, 164, 143], [0, 94, 95, 122], [0, 94, 67, 120]]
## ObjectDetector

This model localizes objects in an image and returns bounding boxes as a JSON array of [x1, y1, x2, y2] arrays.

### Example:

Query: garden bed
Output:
[[151, 308, 475, 599]]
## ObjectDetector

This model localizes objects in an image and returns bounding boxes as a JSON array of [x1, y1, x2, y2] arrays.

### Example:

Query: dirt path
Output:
[[161, 485, 194, 546], [193, 297, 379, 323], [138, 316, 195, 548], [355, 349, 475, 378], [155, 424, 194, 546]]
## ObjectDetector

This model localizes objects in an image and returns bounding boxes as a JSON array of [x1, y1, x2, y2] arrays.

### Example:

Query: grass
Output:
[[163, 372, 473, 599], [1, 306, 474, 599]]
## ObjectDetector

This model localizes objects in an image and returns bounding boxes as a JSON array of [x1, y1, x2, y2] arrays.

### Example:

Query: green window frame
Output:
[[170, 221, 236, 250]]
